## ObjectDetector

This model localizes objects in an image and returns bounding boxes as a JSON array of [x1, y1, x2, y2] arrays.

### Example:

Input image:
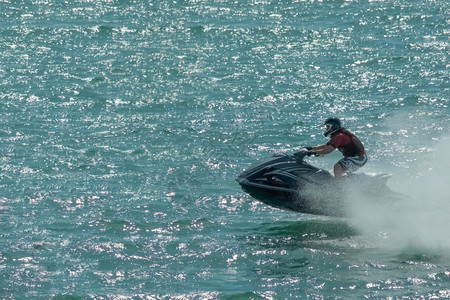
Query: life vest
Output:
[[329, 130, 365, 157]]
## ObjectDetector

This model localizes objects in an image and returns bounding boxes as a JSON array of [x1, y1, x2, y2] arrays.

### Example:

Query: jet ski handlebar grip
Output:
[[306, 151, 316, 156]]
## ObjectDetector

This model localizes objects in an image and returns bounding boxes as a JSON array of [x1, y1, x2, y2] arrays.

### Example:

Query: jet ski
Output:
[[236, 149, 399, 217]]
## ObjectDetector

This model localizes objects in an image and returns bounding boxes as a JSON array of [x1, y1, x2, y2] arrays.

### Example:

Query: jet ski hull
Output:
[[237, 151, 399, 217], [237, 177, 343, 216], [237, 177, 300, 210], [236, 152, 341, 216]]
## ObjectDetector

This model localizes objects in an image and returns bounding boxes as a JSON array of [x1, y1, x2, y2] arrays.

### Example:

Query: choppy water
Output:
[[1, 0, 449, 298]]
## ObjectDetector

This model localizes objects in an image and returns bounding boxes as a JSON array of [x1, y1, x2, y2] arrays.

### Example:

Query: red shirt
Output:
[[328, 133, 351, 148], [327, 131, 365, 157]]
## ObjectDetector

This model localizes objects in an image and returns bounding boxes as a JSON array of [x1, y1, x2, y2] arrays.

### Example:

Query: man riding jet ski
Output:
[[237, 118, 399, 216], [305, 117, 368, 179]]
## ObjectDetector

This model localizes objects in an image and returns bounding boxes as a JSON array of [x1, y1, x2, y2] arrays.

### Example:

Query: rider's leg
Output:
[[334, 162, 345, 179]]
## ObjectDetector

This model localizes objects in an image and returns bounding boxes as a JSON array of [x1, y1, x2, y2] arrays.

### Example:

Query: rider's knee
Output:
[[334, 163, 344, 178]]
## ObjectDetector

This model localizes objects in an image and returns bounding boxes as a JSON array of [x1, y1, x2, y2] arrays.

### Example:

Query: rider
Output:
[[307, 117, 367, 179]]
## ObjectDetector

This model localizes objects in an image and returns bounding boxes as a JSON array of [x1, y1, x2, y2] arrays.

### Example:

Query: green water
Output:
[[0, 0, 449, 298]]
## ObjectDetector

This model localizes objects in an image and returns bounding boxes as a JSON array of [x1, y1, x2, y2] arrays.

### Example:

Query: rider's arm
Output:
[[311, 144, 335, 155]]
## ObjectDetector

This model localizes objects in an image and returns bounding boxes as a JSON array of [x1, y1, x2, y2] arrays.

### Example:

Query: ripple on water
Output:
[[0, 0, 449, 298]]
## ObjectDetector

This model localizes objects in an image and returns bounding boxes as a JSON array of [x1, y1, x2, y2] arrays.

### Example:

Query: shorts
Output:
[[338, 154, 368, 173]]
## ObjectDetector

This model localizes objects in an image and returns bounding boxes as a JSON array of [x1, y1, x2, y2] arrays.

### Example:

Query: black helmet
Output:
[[323, 117, 343, 137]]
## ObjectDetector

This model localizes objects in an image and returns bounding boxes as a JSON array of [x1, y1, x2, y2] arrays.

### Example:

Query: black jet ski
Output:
[[236, 149, 398, 217]]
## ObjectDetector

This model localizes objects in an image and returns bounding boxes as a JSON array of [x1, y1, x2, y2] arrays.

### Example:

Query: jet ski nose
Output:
[[236, 175, 246, 183]]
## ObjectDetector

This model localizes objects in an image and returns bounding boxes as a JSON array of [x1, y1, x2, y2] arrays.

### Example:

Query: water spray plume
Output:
[[347, 136, 450, 256]]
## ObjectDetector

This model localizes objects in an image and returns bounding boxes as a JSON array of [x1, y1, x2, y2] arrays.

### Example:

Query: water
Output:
[[0, 0, 449, 298]]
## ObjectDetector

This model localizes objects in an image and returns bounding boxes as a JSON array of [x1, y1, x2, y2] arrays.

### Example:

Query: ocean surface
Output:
[[1, 0, 449, 298]]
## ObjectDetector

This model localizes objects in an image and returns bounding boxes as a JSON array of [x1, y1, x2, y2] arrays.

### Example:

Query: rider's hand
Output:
[[306, 150, 316, 157]]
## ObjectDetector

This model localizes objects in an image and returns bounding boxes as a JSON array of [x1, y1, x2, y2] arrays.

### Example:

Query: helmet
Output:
[[323, 117, 343, 137]]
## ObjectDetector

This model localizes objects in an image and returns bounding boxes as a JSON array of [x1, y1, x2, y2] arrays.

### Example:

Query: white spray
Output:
[[346, 136, 450, 255]]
